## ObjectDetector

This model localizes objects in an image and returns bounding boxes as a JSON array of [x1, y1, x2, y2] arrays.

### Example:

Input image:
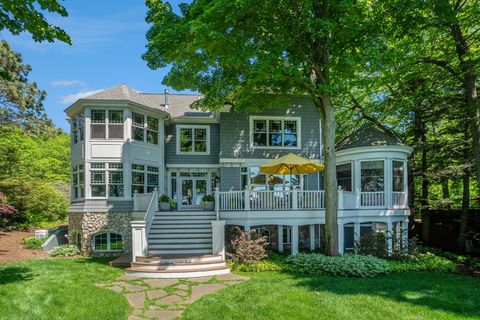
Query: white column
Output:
[[158, 118, 165, 194], [354, 222, 361, 250], [309, 224, 315, 251], [402, 219, 409, 253], [215, 187, 220, 220], [130, 220, 147, 262], [211, 220, 226, 259], [278, 225, 284, 253], [385, 158, 393, 208], [386, 221, 393, 255], [318, 224, 322, 249], [244, 186, 250, 210], [292, 190, 298, 210], [338, 222, 344, 254], [291, 225, 299, 255]]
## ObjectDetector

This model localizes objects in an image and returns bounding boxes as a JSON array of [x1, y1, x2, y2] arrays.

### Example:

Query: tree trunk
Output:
[[315, 94, 339, 256], [458, 123, 470, 252]]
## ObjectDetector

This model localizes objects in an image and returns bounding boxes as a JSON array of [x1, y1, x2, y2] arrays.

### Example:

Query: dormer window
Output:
[[132, 112, 159, 144], [90, 109, 124, 139]]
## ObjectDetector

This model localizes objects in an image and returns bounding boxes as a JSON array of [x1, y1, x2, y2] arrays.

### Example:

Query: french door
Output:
[[180, 178, 207, 209]]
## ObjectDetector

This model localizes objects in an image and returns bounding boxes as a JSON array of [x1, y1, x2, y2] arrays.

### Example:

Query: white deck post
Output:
[[338, 222, 344, 254], [214, 187, 220, 220], [130, 220, 147, 262], [318, 224, 322, 249], [386, 221, 393, 255], [337, 187, 344, 210], [309, 224, 315, 251], [211, 220, 226, 259], [354, 222, 360, 251], [244, 186, 250, 210], [278, 225, 284, 253], [291, 225, 299, 255], [292, 190, 298, 210]]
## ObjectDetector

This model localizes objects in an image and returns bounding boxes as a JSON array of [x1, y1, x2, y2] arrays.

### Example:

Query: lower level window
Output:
[[93, 232, 123, 251]]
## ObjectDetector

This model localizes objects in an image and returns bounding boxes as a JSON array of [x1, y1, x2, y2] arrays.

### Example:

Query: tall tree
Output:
[[0, 40, 57, 135], [0, 0, 71, 44], [143, 0, 385, 255]]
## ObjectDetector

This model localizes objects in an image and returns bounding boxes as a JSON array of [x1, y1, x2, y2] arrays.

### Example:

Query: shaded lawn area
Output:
[[0, 258, 130, 320], [183, 272, 480, 320]]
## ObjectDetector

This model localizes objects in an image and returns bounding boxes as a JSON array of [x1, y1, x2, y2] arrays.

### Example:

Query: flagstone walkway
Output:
[[95, 273, 249, 320]]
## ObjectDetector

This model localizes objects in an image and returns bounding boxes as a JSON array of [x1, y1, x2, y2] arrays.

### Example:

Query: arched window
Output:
[[93, 232, 123, 251], [253, 227, 271, 244]]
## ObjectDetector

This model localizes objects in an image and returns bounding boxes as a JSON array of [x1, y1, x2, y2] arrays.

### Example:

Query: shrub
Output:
[[226, 227, 268, 264], [202, 194, 215, 203], [387, 253, 456, 273], [229, 252, 293, 272], [50, 245, 80, 257], [0, 192, 18, 227], [23, 237, 48, 249], [355, 232, 388, 258], [287, 253, 389, 277]]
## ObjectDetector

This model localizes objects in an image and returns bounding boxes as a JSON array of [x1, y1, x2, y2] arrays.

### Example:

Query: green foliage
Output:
[[23, 237, 48, 250], [0, 177, 68, 226], [287, 253, 389, 277], [387, 253, 456, 273], [0, 0, 71, 44], [355, 232, 388, 258], [50, 245, 80, 257], [229, 252, 293, 272], [201, 194, 215, 203]]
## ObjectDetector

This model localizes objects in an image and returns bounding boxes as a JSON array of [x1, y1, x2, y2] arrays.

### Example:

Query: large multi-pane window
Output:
[[72, 113, 85, 144], [392, 161, 405, 192], [93, 232, 123, 251], [360, 161, 385, 192], [90, 162, 124, 197], [72, 164, 85, 199], [131, 164, 159, 195], [336, 163, 352, 191], [245, 166, 301, 191], [177, 125, 209, 154], [90, 109, 124, 139], [132, 112, 159, 144], [251, 117, 299, 148]]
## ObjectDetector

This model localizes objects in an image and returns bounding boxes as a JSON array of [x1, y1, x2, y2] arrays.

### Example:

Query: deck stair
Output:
[[126, 211, 230, 278]]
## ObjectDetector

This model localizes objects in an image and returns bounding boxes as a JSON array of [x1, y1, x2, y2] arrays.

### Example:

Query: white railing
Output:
[[343, 191, 358, 209], [218, 191, 245, 211], [360, 192, 385, 207], [393, 192, 406, 207], [133, 191, 154, 211], [250, 190, 292, 211], [298, 190, 325, 209], [144, 189, 159, 234], [131, 189, 158, 261]]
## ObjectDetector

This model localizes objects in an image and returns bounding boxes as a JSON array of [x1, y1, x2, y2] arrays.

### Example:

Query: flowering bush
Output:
[[227, 227, 268, 264], [0, 192, 18, 227]]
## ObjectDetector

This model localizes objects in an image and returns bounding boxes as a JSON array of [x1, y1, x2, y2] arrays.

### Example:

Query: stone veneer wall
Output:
[[68, 212, 132, 256]]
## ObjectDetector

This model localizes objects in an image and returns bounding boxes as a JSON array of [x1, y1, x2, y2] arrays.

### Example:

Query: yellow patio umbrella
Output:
[[260, 153, 324, 176]]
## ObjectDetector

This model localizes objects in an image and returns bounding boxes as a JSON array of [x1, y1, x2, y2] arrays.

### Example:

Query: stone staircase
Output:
[[126, 211, 230, 278]]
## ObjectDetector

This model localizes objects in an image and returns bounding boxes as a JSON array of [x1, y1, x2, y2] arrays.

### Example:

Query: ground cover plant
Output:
[[0, 258, 130, 320]]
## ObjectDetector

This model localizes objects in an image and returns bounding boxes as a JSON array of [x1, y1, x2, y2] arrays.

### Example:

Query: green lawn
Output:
[[183, 272, 480, 320], [0, 258, 130, 320]]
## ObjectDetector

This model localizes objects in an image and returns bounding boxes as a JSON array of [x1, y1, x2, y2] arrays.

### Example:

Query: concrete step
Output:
[[147, 238, 211, 244], [149, 228, 212, 234], [131, 260, 226, 271], [149, 243, 212, 250], [154, 214, 216, 220], [150, 224, 212, 229], [136, 254, 222, 264], [125, 266, 230, 279], [152, 219, 214, 224]]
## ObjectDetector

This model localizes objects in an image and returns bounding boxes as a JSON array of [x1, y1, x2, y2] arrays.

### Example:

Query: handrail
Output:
[[144, 188, 158, 234]]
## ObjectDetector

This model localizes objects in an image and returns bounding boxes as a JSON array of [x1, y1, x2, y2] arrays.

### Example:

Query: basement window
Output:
[[92, 232, 123, 251]]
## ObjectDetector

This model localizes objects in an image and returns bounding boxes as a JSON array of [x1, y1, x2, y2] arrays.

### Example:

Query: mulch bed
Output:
[[0, 230, 48, 264], [456, 263, 480, 277]]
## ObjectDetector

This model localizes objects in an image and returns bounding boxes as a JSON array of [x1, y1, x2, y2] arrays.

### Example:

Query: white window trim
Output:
[[131, 163, 160, 195], [176, 125, 210, 155], [92, 232, 124, 252], [89, 162, 125, 199], [392, 159, 407, 192], [336, 161, 353, 192], [249, 116, 301, 149], [359, 159, 386, 192], [283, 226, 292, 244], [90, 109, 125, 141], [131, 112, 160, 145]]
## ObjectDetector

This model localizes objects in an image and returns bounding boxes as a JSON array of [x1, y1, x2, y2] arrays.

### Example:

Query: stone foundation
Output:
[[68, 212, 132, 256]]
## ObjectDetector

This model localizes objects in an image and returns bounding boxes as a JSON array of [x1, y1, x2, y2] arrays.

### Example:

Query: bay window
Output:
[[131, 164, 159, 195], [132, 112, 159, 144], [251, 117, 300, 148], [392, 161, 405, 192], [72, 164, 84, 199], [177, 125, 209, 154], [336, 163, 352, 191], [90, 162, 124, 198], [90, 109, 124, 139], [72, 113, 84, 144], [360, 161, 384, 192]]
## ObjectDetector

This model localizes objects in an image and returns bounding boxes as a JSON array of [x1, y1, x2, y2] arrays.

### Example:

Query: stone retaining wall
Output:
[[68, 212, 132, 256]]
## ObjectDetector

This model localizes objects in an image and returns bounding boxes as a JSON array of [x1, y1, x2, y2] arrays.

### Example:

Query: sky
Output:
[[2, 0, 191, 132]]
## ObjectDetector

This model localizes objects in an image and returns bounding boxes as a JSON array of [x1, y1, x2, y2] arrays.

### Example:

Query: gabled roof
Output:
[[336, 123, 405, 151], [71, 84, 209, 119]]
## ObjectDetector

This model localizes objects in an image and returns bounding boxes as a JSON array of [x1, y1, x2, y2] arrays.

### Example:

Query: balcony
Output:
[[216, 189, 407, 211]]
